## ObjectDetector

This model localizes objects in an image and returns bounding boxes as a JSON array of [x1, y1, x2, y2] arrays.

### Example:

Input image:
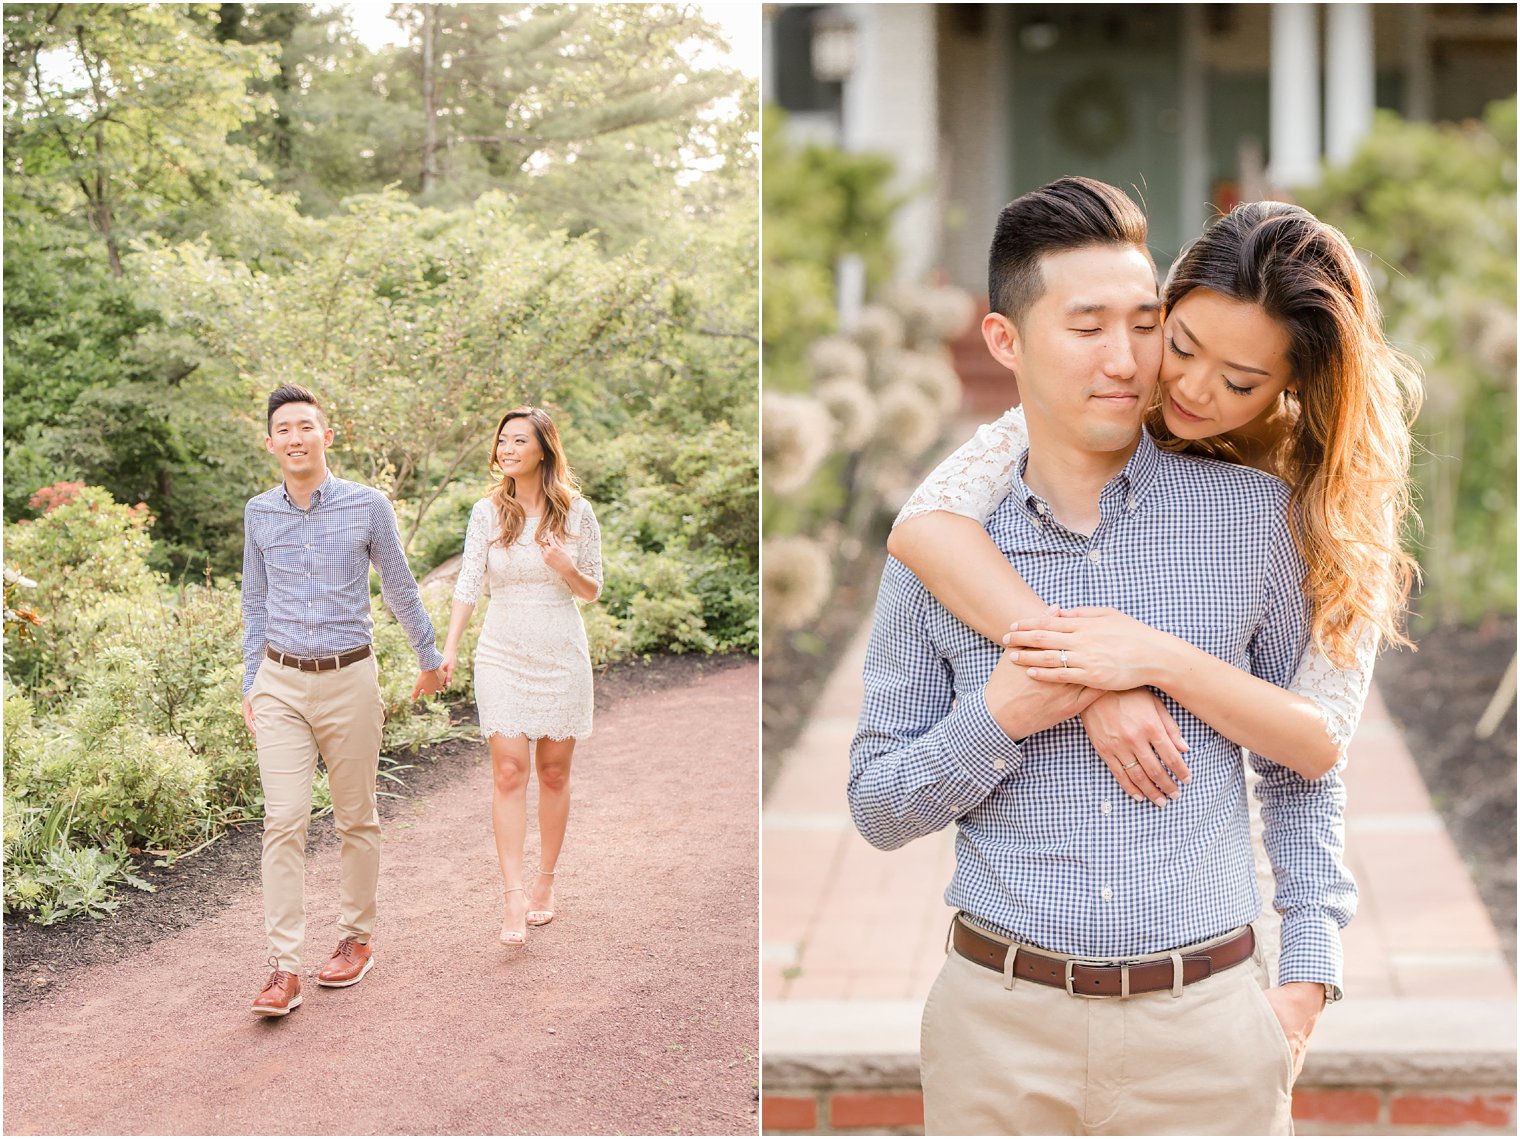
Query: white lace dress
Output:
[[894, 406, 1378, 756], [453, 497, 603, 741]]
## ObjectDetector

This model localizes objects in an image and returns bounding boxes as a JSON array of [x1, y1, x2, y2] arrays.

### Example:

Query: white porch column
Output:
[[1326, 3, 1376, 166], [841, 4, 939, 286], [1269, 3, 1321, 189]]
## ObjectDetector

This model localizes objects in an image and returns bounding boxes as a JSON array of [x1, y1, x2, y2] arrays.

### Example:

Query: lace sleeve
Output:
[[1290, 622, 1380, 757], [894, 405, 1030, 528], [572, 498, 603, 601], [452, 500, 490, 606]]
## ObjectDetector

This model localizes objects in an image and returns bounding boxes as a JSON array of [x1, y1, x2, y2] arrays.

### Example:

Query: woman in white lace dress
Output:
[[439, 407, 602, 945], [889, 202, 1422, 806]]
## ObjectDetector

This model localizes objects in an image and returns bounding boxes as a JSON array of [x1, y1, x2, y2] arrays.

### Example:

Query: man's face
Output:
[[997, 245, 1162, 455], [265, 401, 333, 480]]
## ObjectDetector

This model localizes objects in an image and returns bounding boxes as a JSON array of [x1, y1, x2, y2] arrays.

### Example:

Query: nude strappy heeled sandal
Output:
[[500, 886, 528, 945], [526, 869, 556, 927]]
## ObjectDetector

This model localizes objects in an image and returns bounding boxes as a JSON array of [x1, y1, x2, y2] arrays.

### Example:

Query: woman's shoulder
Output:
[[569, 494, 597, 517]]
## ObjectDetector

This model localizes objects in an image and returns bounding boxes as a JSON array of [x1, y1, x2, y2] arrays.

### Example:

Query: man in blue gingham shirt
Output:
[[240, 473, 444, 692], [240, 383, 443, 1017], [849, 178, 1355, 1135]]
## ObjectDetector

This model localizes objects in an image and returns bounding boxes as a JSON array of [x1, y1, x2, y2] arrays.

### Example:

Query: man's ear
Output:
[[264, 435, 276, 455], [982, 311, 1022, 375]]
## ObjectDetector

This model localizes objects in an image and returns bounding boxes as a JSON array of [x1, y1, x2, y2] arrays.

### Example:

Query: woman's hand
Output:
[[1002, 606, 1178, 692], [540, 533, 575, 578], [1080, 688, 1190, 807], [439, 648, 457, 687]]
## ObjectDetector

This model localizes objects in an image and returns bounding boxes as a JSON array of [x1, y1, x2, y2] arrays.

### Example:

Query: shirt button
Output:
[[1127, 496, 1138, 512], [1101, 886, 1113, 902], [993, 759, 1006, 771], [1101, 801, 1112, 815], [1088, 549, 1102, 563]]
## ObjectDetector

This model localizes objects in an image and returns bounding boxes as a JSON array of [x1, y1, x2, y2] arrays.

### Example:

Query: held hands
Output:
[[1002, 606, 1170, 692], [410, 667, 445, 700], [1081, 689, 1190, 807], [985, 642, 1100, 741], [1262, 981, 1327, 1081], [438, 650, 457, 688]]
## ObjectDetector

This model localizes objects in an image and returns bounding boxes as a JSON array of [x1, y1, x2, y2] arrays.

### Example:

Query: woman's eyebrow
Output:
[[1174, 317, 1271, 376]]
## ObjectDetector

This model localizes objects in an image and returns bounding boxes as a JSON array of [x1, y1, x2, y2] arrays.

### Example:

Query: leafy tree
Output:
[[3, 3, 276, 274]]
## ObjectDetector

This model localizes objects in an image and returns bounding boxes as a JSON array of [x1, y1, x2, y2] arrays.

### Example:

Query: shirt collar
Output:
[[1012, 429, 1161, 524], [282, 469, 335, 510]]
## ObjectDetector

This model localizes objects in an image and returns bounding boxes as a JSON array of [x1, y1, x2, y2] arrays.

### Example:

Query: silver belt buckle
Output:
[[1064, 957, 1126, 998]]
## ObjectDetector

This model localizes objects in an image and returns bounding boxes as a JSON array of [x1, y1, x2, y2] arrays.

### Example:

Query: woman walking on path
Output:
[[889, 200, 1423, 803], [440, 407, 603, 945]]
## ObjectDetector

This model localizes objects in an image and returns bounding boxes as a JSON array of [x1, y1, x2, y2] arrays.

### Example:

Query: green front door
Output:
[[1008, 5, 1186, 264]]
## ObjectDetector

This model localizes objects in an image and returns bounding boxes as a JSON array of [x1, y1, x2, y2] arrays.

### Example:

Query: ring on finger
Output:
[[1121, 760, 1141, 770], [1059, 649, 1069, 669]]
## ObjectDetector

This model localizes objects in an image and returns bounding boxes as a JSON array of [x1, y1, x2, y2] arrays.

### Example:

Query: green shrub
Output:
[[3, 485, 162, 694]]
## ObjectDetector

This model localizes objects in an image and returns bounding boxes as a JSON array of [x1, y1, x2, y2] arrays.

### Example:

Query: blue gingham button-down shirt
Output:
[[848, 431, 1357, 991], [240, 471, 444, 694]]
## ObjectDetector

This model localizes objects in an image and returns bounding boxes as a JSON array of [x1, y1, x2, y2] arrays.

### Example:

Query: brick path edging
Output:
[[763, 1086, 1517, 1136]]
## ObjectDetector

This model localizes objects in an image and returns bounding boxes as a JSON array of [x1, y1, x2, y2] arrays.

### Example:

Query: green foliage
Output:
[[3, 486, 161, 692], [761, 107, 901, 392], [1302, 99, 1517, 622]]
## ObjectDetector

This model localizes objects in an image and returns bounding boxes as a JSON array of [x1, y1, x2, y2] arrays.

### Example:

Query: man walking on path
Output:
[[241, 383, 444, 1016], [848, 179, 1353, 1134]]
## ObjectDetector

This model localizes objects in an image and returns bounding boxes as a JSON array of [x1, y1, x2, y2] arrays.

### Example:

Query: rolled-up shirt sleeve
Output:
[[240, 502, 269, 696], [368, 495, 444, 672], [848, 559, 1024, 851]]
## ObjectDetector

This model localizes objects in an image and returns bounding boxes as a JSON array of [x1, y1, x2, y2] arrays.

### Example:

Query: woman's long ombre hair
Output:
[[1149, 202, 1423, 664], [487, 406, 580, 550]]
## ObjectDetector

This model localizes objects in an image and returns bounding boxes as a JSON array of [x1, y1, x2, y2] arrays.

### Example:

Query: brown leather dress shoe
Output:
[[316, 935, 374, 987], [251, 960, 302, 1016]]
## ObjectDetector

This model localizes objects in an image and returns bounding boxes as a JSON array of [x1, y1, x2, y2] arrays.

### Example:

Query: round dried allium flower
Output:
[[874, 382, 942, 457], [893, 348, 962, 416], [762, 390, 835, 496], [762, 535, 833, 631], [887, 283, 942, 347], [923, 285, 977, 341], [852, 303, 905, 355], [816, 378, 879, 452], [808, 335, 869, 386]]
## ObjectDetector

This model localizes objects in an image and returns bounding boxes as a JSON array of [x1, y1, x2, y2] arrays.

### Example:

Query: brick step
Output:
[[762, 997, 1517, 1135]]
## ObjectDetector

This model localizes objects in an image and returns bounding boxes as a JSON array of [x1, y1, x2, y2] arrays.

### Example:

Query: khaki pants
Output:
[[920, 921, 1294, 1136], [248, 653, 385, 971]]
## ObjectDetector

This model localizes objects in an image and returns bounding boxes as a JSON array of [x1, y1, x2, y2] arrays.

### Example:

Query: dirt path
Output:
[[3, 660, 759, 1137]]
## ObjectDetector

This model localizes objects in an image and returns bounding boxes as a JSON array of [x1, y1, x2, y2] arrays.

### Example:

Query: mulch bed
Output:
[[1373, 614, 1516, 969], [2, 652, 751, 1016]]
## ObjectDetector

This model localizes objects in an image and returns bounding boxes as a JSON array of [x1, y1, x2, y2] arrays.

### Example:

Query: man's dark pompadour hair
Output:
[[988, 176, 1152, 329], [266, 384, 323, 432]]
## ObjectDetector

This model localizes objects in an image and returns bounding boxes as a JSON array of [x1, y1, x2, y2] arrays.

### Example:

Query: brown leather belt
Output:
[[952, 915, 1254, 998], [265, 645, 373, 673]]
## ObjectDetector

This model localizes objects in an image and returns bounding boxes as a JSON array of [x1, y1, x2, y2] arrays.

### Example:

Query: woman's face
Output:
[[1158, 288, 1297, 444], [496, 417, 545, 479]]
